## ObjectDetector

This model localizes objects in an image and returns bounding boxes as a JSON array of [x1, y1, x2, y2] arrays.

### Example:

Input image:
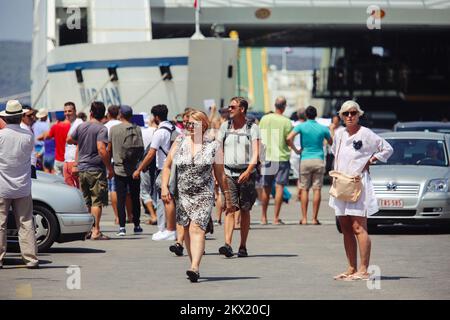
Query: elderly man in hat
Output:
[[0, 100, 39, 269]]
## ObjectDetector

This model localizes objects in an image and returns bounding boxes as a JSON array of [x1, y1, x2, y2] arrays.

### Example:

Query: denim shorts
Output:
[[259, 161, 290, 186]]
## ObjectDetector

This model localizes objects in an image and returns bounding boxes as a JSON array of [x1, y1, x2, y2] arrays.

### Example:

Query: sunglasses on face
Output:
[[228, 105, 241, 110], [342, 111, 358, 117], [185, 121, 201, 129]]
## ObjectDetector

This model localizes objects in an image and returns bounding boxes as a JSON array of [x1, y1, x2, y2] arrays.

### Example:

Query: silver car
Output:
[[393, 121, 450, 133], [7, 172, 94, 252], [367, 131, 450, 228]]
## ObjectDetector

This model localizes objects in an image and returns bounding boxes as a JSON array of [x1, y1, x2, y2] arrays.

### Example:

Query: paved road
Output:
[[1, 186, 449, 299]]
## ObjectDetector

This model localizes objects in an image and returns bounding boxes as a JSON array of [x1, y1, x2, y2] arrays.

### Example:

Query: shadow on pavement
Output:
[[200, 276, 260, 282], [46, 247, 106, 254], [2, 258, 69, 269], [106, 237, 145, 240], [248, 254, 298, 258], [379, 276, 422, 281]]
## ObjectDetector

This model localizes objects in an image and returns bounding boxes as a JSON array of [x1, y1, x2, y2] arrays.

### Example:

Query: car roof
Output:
[[380, 131, 450, 139], [394, 121, 450, 128]]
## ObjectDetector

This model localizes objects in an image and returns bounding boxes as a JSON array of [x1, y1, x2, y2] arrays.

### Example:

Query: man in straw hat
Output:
[[0, 100, 39, 269]]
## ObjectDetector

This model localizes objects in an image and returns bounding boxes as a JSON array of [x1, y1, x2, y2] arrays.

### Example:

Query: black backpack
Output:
[[157, 122, 179, 156], [121, 124, 144, 165]]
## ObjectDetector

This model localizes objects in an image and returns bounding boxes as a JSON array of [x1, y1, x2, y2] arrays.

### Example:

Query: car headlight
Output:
[[426, 179, 449, 193]]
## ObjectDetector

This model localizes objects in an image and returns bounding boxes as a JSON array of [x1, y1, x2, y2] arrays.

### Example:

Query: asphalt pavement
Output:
[[1, 185, 449, 300]]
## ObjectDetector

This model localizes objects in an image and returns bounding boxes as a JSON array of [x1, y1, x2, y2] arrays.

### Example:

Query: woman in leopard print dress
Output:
[[161, 111, 234, 282]]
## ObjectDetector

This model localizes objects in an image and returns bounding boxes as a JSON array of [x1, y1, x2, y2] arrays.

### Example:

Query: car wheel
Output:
[[33, 204, 59, 252]]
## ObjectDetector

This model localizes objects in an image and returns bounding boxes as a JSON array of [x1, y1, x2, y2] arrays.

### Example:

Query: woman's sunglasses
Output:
[[185, 121, 201, 128], [342, 111, 358, 117]]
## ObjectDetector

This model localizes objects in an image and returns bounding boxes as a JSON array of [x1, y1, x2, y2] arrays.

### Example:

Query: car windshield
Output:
[[376, 139, 448, 167], [396, 126, 450, 134]]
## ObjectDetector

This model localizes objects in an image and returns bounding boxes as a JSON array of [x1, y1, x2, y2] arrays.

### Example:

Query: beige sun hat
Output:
[[36, 108, 48, 119], [0, 100, 29, 117]]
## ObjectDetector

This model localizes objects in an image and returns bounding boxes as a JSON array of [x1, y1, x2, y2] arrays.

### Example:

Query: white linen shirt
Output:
[[328, 126, 393, 216], [65, 118, 84, 162], [20, 122, 37, 166], [0, 124, 33, 198]]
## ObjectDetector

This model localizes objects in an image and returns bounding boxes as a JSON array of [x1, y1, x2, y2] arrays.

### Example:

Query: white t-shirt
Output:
[[141, 126, 156, 150], [105, 119, 121, 137], [150, 121, 174, 170], [65, 118, 84, 162]]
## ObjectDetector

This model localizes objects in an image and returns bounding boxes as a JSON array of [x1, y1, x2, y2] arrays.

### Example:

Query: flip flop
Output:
[[299, 221, 307, 225], [333, 272, 353, 280], [344, 273, 370, 281], [312, 221, 321, 225], [91, 232, 110, 240], [274, 220, 285, 225]]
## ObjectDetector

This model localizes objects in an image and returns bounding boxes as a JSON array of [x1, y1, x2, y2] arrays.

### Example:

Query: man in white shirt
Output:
[[134, 104, 176, 241], [0, 100, 39, 269], [63, 102, 84, 188]]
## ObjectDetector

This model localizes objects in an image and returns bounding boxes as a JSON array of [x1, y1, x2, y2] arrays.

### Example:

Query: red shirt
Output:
[[48, 121, 71, 161]]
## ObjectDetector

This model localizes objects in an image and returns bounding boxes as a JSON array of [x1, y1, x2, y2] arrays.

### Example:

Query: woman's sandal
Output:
[[186, 269, 200, 283]]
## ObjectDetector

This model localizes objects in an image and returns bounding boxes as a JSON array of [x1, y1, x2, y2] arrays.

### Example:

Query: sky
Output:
[[0, 0, 33, 41]]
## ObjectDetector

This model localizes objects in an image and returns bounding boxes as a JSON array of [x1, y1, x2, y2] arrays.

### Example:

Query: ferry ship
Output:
[[31, 0, 238, 117]]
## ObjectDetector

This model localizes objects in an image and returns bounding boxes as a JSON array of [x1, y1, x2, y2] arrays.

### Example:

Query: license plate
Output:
[[378, 199, 404, 208]]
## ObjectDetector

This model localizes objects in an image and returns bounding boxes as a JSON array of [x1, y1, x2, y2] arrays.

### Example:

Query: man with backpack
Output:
[[133, 104, 178, 241], [217, 97, 260, 258], [109, 105, 144, 236]]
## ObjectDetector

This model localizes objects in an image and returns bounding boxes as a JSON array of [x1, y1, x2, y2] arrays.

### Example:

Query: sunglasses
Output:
[[185, 121, 201, 128], [342, 111, 358, 117], [228, 105, 241, 110]]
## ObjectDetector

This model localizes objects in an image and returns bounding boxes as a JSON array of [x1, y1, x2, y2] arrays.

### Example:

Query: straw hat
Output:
[[0, 100, 29, 117], [36, 108, 48, 119]]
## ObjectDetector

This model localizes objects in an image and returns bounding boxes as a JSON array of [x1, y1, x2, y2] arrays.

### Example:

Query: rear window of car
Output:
[[378, 139, 448, 166]]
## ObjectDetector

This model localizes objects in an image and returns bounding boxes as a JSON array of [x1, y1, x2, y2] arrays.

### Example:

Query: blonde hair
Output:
[[189, 110, 209, 132], [338, 100, 364, 118]]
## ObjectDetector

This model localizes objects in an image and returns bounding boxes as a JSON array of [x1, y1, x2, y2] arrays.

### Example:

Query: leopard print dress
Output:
[[173, 135, 219, 230]]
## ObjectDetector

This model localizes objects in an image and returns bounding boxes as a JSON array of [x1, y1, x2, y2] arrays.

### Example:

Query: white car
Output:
[[7, 172, 94, 252]]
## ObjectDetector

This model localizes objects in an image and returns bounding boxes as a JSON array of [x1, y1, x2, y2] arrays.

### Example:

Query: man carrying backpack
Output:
[[133, 104, 178, 241], [109, 105, 144, 236], [217, 97, 261, 258]]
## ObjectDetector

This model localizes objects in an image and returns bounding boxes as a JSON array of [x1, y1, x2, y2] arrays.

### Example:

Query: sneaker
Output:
[[218, 244, 234, 258], [237, 247, 248, 258], [134, 226, 143, 233], [169, 243, 184, 256], [152, 230, 176, 241], [116, 228, 126, 236]]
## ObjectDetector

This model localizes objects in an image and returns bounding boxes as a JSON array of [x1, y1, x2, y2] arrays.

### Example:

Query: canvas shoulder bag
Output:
[[329, 133, 363, 203]]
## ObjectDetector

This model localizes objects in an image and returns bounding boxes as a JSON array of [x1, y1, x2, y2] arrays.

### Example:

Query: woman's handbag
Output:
[[329, 135, 363, 203], [329, 170, 362, 202]]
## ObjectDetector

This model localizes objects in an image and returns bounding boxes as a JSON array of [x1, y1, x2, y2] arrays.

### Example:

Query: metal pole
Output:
[[32, 79, 50, 107]]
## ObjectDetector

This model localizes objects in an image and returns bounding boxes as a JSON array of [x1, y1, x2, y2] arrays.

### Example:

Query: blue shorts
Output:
[[108, 177, 131, 193], [43, 154, 55, 170], [260, 161, 290, 186]]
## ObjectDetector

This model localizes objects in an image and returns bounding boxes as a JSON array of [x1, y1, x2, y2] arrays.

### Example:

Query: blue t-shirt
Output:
[[293, 120, 331, 160]]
